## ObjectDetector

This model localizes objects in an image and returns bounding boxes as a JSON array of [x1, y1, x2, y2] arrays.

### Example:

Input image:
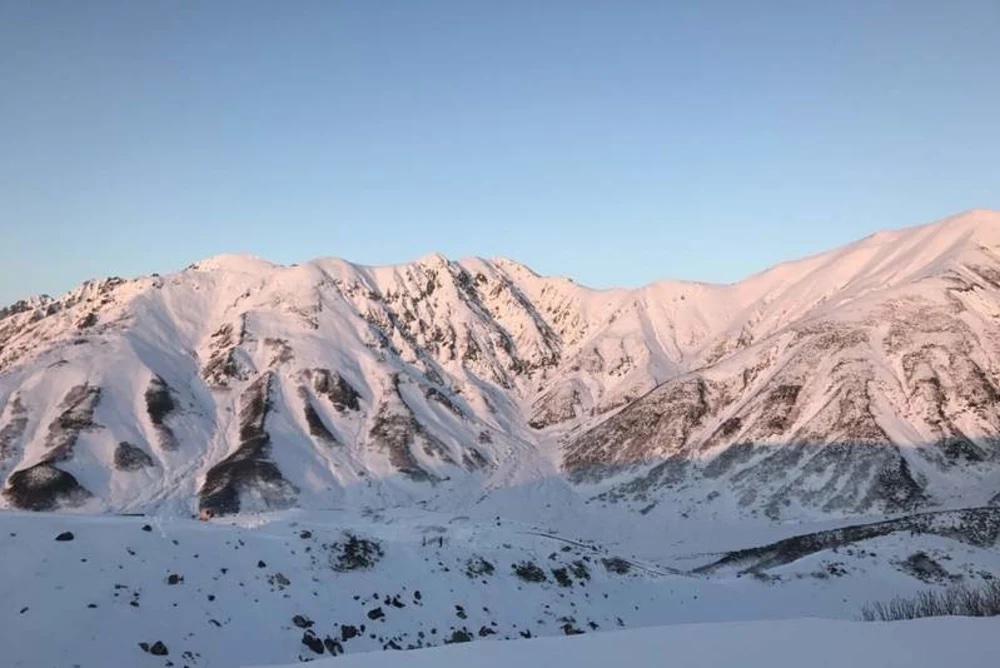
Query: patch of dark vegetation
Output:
[[869, 455, 926, 512], [860, 580, 1000, 621], [444, 629, 473, 644], [198, 373, 297, 517], [702, 441, 756, 479], [900, 551, 954, 584], [465, 556, 495, 578], [329, 533, 384, 572], [114, 442, 155, 471], [4, 462, 92, 511], [570, 560, 591, 581], [144, 375, 178, 449], [552, 567, 573, 587], [697, 506, 1000, 575], [592, 455, 690, 503], [512, 560, 547, 583], [601, 557, 632, 575]]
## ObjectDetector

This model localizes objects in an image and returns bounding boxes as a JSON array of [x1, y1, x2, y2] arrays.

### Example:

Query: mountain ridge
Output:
[[3, 209, 1000, 519]]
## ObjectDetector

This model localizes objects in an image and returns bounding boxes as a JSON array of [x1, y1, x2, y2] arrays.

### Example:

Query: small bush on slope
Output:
[[329, 533, 384, 571], [860, 581, 1000, 621], [512, 560, 547, 583]]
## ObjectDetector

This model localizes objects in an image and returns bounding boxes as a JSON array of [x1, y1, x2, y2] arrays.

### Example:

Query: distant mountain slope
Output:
[[2, 210, 1000, 518], [568, 210, 1000, 518]]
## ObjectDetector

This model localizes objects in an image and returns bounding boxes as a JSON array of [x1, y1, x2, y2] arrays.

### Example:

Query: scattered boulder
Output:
[[292, 615, 313, 629], [55, 531, 74, 542], [139, 641, 169, 656], [301, 630, 324, 654], [323, 637, 343, 656]]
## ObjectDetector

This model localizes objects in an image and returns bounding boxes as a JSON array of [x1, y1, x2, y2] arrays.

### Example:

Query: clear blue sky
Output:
[[2, 1, 999, 305]]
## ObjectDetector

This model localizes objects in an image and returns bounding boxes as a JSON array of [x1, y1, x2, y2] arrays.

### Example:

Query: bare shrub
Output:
[[860, 581, 1000, 621]]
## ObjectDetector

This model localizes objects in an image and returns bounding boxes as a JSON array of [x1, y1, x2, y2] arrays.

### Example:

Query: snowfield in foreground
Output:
[[1, 507, 998, 667], [256, 616, 998, 668]]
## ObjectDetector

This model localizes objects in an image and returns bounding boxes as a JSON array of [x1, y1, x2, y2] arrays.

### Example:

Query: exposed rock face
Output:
[[567, 293, 1000, 518], [114, 442, 155, 471], [4, 462, 91, 511], [144, 376, 178, 449], [45, 384, 101, 461], [198, 373, 297, 516], [0, 395, 28, 461], [306, 369, 361, 412], [2, 211, 1000, 518]]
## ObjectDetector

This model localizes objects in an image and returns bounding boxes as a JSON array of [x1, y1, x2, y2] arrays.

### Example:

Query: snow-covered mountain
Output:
[[3, 210, 1000, 519]]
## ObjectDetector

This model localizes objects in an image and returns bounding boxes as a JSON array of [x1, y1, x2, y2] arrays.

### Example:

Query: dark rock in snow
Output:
[[301, 630, 324, 654], [5, 463, 91, 511], [113, 441, 155, 471], [292, 614, 313, 629]]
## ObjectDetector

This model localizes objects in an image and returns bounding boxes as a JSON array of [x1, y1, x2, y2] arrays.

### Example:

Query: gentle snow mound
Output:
[[251, 616, 997, 668]]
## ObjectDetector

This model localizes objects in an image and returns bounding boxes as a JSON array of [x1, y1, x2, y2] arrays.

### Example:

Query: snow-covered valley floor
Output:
[[259, 616, 998, 668], [1, 507, 997, 667]]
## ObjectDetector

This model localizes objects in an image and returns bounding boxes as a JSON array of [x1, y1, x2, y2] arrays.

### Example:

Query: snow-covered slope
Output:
[[257, 617, 999, 668], [2, 507, 998, 667], [2, 210, 1000, 519]]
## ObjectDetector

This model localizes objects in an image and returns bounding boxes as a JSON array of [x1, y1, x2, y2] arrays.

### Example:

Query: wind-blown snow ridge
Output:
[[2, 209, 1000, 519]]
